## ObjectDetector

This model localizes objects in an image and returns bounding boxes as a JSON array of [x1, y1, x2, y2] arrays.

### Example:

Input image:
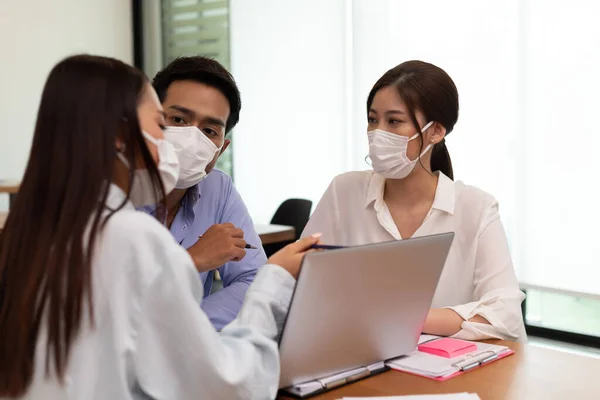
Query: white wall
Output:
[[230, 0, 518, 229], [350, 0, 520, 243], [0, 0, 133, 210], [230, 0, 350, 224], [518, 0, 600, 295]]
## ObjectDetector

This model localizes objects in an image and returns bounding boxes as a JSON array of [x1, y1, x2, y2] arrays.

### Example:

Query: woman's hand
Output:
[[267, 234, 321, 279]]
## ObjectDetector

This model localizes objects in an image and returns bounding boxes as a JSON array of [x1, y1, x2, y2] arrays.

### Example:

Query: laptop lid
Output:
[[278, 232, 454, 388]]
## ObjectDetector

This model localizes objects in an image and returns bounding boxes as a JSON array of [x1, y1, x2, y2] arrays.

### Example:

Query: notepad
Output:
[[386, 336, 513, 381], [418, 338, 477, 358]]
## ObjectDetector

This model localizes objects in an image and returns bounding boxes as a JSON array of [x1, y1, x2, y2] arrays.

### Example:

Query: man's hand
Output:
[[187, 223, 247, 272]]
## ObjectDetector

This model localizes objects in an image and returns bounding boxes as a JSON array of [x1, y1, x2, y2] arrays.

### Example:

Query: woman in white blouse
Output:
[[303, 60, 526, 342], [0, 55, 319, 399]]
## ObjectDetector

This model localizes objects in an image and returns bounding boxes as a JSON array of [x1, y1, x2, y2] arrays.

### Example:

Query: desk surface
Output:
[[255, 224, 295, 245], [0, 180, 19, 194], [278, 340, 600, 400]]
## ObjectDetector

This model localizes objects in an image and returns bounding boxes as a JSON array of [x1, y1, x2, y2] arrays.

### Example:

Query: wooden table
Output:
[[278, 341, 600, 399], [0, 180, 19, 208], [255, 224, 295, 245]]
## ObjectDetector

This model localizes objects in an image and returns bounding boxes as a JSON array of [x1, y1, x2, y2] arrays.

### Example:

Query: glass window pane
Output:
[[526, 289, 600, 337], [162, 0, 233, 177]]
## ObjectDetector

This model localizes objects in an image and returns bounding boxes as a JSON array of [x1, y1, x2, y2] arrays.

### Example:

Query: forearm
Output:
[[135, 262, 294, 399], [207, 254, 262, 330], [422, 308, 490, 337], [225, 264, 296, 340]]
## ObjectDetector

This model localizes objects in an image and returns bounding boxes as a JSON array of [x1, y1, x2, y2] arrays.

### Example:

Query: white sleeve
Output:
[[445, 202, 527, 342], [301, 179, 339, 243], [133, 245, 295, 400]]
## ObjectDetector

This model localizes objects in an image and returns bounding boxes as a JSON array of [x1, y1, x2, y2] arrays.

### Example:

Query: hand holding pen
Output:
[[186, 223, 250, 273]]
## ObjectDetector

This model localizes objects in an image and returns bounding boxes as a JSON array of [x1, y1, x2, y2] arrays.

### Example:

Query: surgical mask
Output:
[[117, 131, 180, 207], [163, 126, 221, 189], [367, 121, 435, 179]]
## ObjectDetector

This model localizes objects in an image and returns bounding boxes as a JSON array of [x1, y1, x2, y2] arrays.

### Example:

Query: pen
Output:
[[198, 235, 258, 250]]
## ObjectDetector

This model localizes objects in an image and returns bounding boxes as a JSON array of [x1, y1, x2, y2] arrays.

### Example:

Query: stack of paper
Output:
[[386, 339, 511, 380], [340, 393, 481, 399]]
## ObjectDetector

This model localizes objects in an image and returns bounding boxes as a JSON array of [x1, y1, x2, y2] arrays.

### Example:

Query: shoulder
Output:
[[103, 207, 175, 246], [200, 168, 233, 191], [454, 181, 497, 209], [328, 170, 374, 193], [195, 169, 235, 206], [453, 180, 500, 229], [101, 208, 189, 275]]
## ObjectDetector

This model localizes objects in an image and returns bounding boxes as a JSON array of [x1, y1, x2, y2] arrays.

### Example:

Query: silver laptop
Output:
[[278, 232, 454, 389]]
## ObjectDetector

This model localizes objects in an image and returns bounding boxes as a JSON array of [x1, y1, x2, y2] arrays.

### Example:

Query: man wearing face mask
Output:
[[141, 56, 264, 330]]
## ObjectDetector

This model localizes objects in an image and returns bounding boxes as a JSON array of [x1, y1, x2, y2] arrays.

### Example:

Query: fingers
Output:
[[231, 247, 246, 262], [233, 238, 247, 249], [229, 228, 244, 238], [288, 233, 322, 253]]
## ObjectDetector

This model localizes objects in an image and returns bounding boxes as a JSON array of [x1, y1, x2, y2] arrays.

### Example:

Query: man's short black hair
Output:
[[153, 56, 241, 133]]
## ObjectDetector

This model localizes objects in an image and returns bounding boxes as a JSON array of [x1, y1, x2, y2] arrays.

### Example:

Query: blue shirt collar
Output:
[[139, 182, 202, 216]]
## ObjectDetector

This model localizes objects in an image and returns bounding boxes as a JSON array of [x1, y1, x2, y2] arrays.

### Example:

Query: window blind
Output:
[[161, 0, 233, 176], [162, 0, 230, 68]]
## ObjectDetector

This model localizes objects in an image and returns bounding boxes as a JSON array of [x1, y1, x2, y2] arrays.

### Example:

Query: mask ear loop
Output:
[[416, 121, 437, 175], [364, 154, 372, 167]]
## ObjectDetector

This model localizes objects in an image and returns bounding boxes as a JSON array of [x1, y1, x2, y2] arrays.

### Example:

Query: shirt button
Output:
[[182, 224, 187, 231]]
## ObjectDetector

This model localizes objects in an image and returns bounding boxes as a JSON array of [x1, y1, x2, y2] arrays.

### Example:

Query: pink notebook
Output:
[[392, 350, 514, 382], [388, 337, 515, 382], [418, 338, 477, 358]]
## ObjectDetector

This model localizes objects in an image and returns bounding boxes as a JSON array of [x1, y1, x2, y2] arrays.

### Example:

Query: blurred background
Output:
[[1, 0, 600, 350]]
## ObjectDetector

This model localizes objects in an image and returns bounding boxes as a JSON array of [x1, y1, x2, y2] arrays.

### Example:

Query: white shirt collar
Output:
[[106, 183, 135, 211], [364, 171, 455, 215]]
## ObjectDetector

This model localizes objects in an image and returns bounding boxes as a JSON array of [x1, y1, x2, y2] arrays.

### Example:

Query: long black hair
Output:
[[0, 54, 166, 395]]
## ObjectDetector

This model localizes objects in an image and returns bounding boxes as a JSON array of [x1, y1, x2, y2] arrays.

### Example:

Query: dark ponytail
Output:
[[367, 60, 459, 180], [431, 139, 453, 180]]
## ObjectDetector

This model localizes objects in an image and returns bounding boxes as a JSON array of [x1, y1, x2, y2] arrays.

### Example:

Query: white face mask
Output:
[[163, 126, 221, 189], [367, 121, 435, 179], [117, 131, 180, 207]]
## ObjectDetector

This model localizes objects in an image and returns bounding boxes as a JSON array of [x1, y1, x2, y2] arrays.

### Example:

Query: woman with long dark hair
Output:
[[0, 55, 319, 399], [303, 61, 525, 342]]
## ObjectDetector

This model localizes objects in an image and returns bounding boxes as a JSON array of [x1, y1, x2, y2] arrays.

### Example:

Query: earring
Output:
[[430, 139, 435, 144]]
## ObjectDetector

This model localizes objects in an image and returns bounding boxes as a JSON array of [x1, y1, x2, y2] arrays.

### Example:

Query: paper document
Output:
[[386, 340, 510, 379], [340, 393, 481, 399], [418, 334, 441, 344]]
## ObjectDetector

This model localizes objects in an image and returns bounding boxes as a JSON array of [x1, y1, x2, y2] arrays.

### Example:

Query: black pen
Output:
[[198, 235, 258, 250]]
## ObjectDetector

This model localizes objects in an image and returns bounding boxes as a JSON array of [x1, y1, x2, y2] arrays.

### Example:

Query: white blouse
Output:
[[17, 185, 293, 400], [302, 171, 526, 342]]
